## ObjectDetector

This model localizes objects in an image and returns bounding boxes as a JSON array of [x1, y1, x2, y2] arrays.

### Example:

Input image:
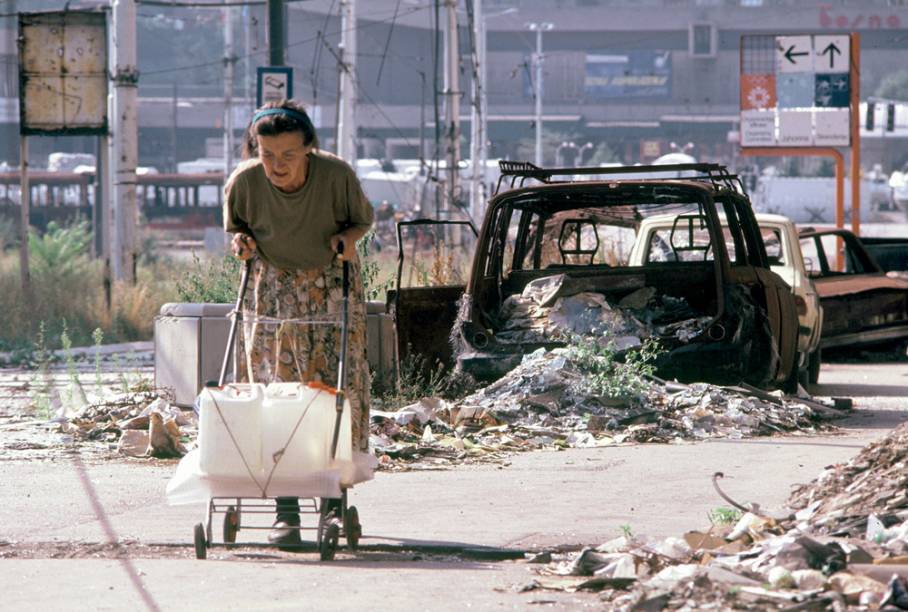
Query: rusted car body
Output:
[[799, 229, 908, 350], [392, 162, 799, 390]]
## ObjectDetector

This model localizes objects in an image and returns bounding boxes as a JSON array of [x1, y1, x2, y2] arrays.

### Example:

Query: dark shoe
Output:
[[268, 518, 302, 550], [320, 497, 341, 518]]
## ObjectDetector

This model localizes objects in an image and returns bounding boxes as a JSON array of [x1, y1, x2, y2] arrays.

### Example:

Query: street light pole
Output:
[[527, 22, 553, 167], [336, 0, 357, 164], [469, 0, 485, 223]]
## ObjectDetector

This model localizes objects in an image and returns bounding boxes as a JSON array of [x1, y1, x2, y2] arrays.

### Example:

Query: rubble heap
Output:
[[521, 424, 908, 610], [787, 422, 908, 538], [370, 347, 842, 470], [50, 382, 190, 459]]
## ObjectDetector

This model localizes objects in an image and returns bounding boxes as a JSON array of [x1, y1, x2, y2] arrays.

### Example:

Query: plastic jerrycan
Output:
[[262, 382, 353, 481], [198, 384, 265, 478]]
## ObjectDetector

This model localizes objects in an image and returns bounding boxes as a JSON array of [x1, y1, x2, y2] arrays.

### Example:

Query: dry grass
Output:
[[0, 251, 182, 353]]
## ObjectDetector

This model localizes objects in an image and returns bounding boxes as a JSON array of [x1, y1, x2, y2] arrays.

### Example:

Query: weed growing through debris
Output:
[[59, 323, 84, 409], [357, 230, 395, 302], [619, 524, 634, 538], [568, 336, 663, 400], [27, 322, 54, 419], [708, 507, 744, 526], [92, 328, 104, 392]]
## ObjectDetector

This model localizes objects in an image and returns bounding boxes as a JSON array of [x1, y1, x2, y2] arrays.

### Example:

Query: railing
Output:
[[0, 171, 227, 230]]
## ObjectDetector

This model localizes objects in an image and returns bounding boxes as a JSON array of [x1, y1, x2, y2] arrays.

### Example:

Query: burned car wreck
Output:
[[394, 162, 798, 390]]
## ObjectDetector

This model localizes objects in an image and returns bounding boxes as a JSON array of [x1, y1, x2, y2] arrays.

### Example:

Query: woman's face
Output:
[[256, 131, 312, 192]]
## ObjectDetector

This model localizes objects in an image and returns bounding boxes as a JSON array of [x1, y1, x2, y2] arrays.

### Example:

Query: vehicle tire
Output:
[[781, 357, 800, 395], [344, 506, 361, 551], [320, 521, 340, 561], [194, 523, 207, 560], [223, 506, 239, 544], [808, 348, 821, 385]]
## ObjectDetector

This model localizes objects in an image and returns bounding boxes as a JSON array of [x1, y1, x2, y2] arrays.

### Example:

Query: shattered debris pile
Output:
[[788, 423, 908, 538], [3, 375, 193, 459], [493, 275, 711, 348], [370, 346, 841, 470], [60, 390, 191, 459], [522, 424, 908, 610]]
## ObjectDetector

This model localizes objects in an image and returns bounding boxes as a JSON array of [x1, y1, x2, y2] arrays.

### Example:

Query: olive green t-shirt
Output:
[[223, 151, 374, 270]]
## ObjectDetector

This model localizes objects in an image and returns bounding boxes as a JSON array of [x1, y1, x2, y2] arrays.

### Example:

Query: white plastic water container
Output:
[[197, 384, 265, 478], [261, 382, 353, 485]]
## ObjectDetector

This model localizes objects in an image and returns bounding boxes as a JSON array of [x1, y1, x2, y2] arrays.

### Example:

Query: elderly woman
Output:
[[224, 100, 373, 548]]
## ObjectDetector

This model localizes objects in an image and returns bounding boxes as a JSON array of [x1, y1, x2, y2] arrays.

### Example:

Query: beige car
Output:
[[630, 212, 823, 386]]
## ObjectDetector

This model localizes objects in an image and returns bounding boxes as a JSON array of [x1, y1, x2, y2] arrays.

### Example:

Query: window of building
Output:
[[689, 22, 717, 58]]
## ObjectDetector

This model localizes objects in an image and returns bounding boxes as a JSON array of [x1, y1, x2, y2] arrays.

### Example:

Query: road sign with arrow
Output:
[[814, 35, 850, 74], [776, 36, 813, 73], [741, 33, 855, 147]]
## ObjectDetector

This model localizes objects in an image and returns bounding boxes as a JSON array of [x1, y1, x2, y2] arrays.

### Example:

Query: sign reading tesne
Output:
[[18, 11, 108, 135], [740, 34, 851, 147]]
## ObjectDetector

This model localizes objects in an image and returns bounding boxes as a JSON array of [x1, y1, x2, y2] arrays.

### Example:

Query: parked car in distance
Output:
[[630, 212, 822, 386], [392, 162, 799, 391], [799, 228, 908, 357]]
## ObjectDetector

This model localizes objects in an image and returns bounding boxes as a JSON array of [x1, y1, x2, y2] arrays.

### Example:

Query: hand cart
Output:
[[192, 243, 362, 561]]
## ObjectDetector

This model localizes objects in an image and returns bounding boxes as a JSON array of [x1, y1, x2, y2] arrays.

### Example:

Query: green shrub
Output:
[[175, 252, 242, 303], [568, 336, 663, 400], [28, 220, 92, 278]]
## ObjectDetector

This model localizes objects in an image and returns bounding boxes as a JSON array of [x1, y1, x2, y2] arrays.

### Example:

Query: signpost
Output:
[[740, 32, 861, 267], [18, 10, 109, 293], [256, 66, 293, 108]]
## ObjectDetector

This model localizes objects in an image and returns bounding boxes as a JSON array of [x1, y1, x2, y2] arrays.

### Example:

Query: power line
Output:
[[140, 3, 428, 77]]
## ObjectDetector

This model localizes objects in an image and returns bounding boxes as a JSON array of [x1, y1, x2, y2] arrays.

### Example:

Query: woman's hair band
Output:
[[251, 107, 311, 126]]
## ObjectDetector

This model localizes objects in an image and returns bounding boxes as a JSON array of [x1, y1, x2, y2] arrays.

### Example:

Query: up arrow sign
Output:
[[820, 42, 840, 68], [814, 35, 850, 74], [776, 36, 813, 73]]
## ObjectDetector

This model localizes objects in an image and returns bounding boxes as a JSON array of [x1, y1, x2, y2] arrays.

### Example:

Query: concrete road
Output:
[[1, 360, 906, 611]]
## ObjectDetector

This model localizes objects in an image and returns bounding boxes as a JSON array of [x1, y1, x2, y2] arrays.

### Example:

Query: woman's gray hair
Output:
[[242, 99, 319, 159]]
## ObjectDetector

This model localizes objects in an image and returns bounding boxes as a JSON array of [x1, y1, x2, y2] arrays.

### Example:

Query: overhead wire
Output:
[[140, 3, 428, 77], [374, 0, 401, 86]]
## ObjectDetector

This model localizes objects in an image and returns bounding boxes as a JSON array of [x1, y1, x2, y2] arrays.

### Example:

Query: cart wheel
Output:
[[320, 521, 340, 561], [223, 506, 239, 544], [193, 523, 207, 560], [344, 506, 361, 551]]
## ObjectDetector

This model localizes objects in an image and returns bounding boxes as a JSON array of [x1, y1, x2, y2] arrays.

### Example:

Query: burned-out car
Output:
[[393, 162, 798, 390], [799, 228, 908, 352]]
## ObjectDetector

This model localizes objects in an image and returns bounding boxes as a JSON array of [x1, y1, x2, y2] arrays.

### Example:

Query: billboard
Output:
[[740, 34, 852, 147], [18, 11, 108, 135], [585, 51, 672, 99]]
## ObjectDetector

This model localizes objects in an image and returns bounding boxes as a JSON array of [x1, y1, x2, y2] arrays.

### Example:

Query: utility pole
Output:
[[336, 0, 357, 164], [527, 22, 552, 167], [109, 0, 139, 283], [469, 0, 485, 223], [267, 0, 284, 66], [223, 6, 236, 174], [443, 0, 460, 213]]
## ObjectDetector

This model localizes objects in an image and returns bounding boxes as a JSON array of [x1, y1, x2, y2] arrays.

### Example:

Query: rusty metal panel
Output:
[[18, 11, 108, 135]]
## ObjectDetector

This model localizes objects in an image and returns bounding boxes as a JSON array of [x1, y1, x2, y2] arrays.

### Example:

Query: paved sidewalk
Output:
[[0, 362, 905, 610]]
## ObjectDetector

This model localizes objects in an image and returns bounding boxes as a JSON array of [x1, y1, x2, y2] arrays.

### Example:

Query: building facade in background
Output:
[[1, 0, 907, 172]]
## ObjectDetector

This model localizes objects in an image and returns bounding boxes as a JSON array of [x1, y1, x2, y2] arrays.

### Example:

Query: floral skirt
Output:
[[236, 255, 371, 452]]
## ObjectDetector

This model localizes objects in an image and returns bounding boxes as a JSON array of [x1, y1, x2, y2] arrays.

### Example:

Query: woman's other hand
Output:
[[232, 233, 257, 260], [330, 234, 351, 261]]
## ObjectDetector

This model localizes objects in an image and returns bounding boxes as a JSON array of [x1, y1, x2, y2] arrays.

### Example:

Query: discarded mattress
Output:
[[166, 382, 376, 505]]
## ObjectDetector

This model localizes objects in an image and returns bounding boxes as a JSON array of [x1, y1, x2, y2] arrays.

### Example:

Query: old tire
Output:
[[344, 506, 361, 551], [194, 523, 207, 560], [223, 506, 239, 544], [808, 348, 821, 385], [320, 521, 340, 561]]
